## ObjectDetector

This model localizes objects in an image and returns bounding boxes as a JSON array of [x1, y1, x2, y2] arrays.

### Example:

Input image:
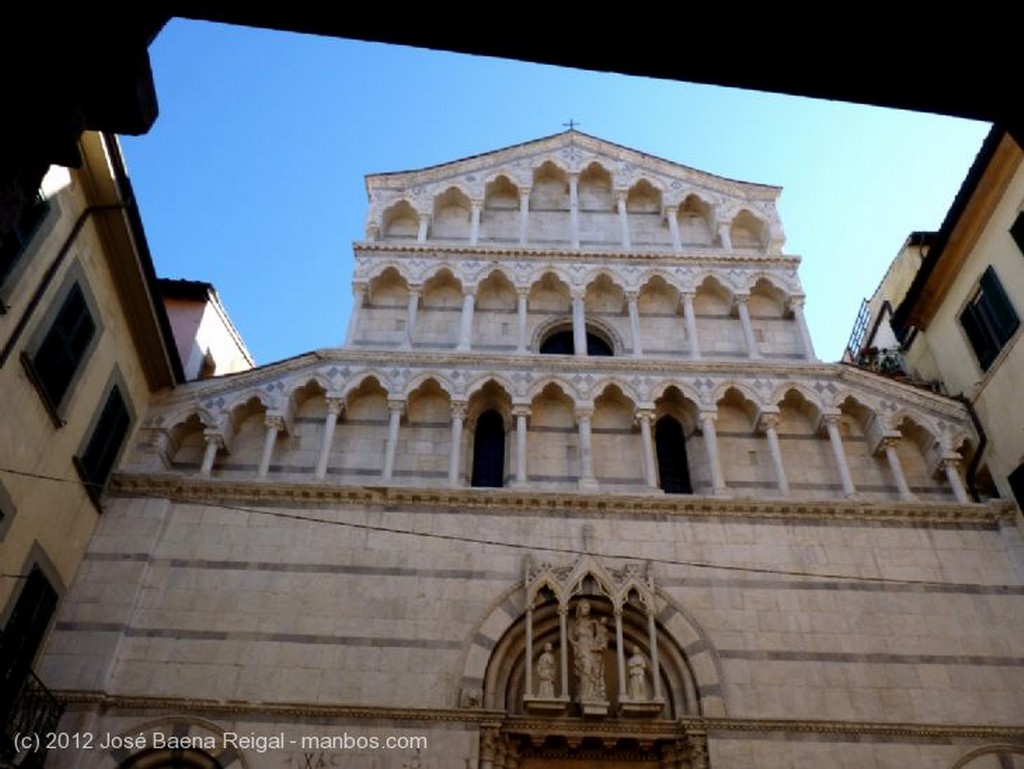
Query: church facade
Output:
[[40, 132, 1024, 769]]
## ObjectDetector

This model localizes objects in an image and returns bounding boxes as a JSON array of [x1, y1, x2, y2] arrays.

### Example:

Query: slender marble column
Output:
[[823, 414, 856, 497], [382, 400, 404, 481], [470, 201, 482, 245], [525, 606, 534, 696], [257, 414, 284, 478], [457, 289, 475, 351], [637, 409, 657, 489], [345, 283, 366, 346], [761, 413, 789, 496], [682, 292, 701, 359], [700, 412, 727, 494], [736, 295, 760, 358], [569, 173, 580, 249], [647, 608, 662, 700], [516, 288, 529, 353], [199, 432, 223, 476], [666, 206, 682, 252], [789, 297, 816, 360], [558, 605, 569, 698], [513, 405, 530, 485], [943, 456, 969, 503], [416, 213, 430, 243], [519, 188, 530, 246], [626, 291, 643, 357], [616, 191, 631, 250], [717, 222, 732, 250], [572, 291, 587, 357], [448, 402, 466, 486], [576, 407, 598, 489], [883, 437, 915, 501], [615, 608, 627, 700], [315, 397, 344, 480], [404, 287, 421, 349]]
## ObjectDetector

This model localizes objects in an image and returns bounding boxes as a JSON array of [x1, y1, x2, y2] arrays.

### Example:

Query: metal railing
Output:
[[1, 668, 65, 769]]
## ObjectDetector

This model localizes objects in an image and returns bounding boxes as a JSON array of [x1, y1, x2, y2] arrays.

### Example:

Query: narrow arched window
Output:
[[472, 410, 505, 488], [655, 415, 692, 494]]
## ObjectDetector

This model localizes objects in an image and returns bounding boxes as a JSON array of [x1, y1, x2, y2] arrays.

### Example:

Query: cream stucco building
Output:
[[37, 132, 1024, 769]]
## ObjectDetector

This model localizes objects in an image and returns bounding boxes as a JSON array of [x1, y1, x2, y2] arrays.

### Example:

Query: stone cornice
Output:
[[365, 131, 781, 201], [55, 690, 1024, 741], [353, 241, 801, 267], [108, 474, 1014, 527]]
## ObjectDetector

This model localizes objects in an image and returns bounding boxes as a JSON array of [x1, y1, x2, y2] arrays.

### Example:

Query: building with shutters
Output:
[[845, 126, 1024, 525], [0, 132, 183, 768], [37, 131, 1024, 769]]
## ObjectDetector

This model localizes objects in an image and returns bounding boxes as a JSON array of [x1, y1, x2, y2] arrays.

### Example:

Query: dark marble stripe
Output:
[[719, 648, 1024, 666]]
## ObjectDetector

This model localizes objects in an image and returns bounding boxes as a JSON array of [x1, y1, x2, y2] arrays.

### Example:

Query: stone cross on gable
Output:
[[563, 119, 580, 130]]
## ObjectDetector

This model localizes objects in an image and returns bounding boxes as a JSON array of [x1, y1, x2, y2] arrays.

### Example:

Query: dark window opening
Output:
[[471, 409, 505, 488], [655, 415, 692, 494], [31, 283, 96, 410], [539, 328, 613, 356], [0, 191, 49, 286], [959, 266, 1019, 371], [0, 566, 58, 723], [76, 385, 130, 499], [1011, 211, 1024, 256], [1009, 463, 1024, 514]]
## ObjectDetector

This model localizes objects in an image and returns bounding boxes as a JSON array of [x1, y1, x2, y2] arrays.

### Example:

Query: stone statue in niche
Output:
[[535, 642, 557, 698], [568, 599, 608, 702], [627, 645, 649, 700]]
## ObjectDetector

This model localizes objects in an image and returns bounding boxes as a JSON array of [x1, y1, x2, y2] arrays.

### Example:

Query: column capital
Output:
[[516, 284, 531, 298], [940, 453, 963, 467], [575, 406, 594, 421], [325, 395, 345, 416], [758, 410, 782, 432], [470, 198, 483, 210], [462, 284, 478, 298], [624, 289, 640, 303], [880, 434, 902, 451], [734, 292, 751, 305], [511, 404, 531, 419], [819, 409, 842, 428], [417, 212, 431, 222], [699, 410, 718, 426], [570, 286, 587, 300], [202, 429, 225, 448], [352, 281, 368, 296], [635, 408, 656, 422], [788, 294, 807, 310], [407, 284, 423, 297], [681, 290, 696, 302], [387, 399, 406, 415], [264, 413, 286, 432], [450, 401, 468, 420], [615, 189, 629, 204], [519, 187, 532, 199], [663, 203, 679, 216], [557, 603, 569, 617]]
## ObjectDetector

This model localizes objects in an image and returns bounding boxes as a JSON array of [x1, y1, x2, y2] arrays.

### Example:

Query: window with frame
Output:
[[959, 266, 1020, 372], [1011, 211, 1024, 256], [0, 191, 50, 288], [0, 566, 58, 721], [76, 385, 131, 500], [29, 282, 96, 413]]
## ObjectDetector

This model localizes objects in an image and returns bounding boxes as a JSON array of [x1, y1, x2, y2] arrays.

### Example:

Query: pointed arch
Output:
[[380, 199, 421, 240], [730, 208, 768, 249], [676, 193, 714, 246], [340, 371, 395, 401], [432, 186, 472, 241]]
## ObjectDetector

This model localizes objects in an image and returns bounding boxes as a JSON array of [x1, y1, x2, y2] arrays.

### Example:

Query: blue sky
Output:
[[123, 19, 991, 365]]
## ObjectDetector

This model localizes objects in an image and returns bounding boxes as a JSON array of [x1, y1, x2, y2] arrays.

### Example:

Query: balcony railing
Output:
[[1, 668, 65, 769], [851, 347, 945, 394]]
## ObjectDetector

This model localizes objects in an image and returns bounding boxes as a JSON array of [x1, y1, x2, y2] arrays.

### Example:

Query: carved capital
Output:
[[451, 401, 468, 421], [759, 410, 782, 432], [264, 413, 285, 432], [325, 396, 345, 416], [574, 407, 594, 421], [387, 399, 406, 415], [625, 290, 640, 303], [511, 405, 531, 419]]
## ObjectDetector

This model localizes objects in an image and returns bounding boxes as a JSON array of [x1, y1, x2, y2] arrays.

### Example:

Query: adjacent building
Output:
[[846, 126, 1024, 519], [37, 132, 1024, 769], [0, 133, 182, 766]]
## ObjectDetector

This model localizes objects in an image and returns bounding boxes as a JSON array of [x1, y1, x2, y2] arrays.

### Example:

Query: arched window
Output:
[[655, 416, 692, 494], [539, 328, 614, 356], [472, 410, 505, 488]]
